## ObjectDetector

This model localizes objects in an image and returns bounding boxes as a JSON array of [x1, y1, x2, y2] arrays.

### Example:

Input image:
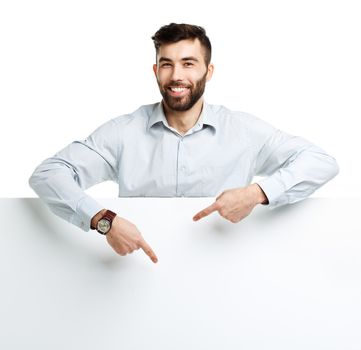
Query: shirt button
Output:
[[180, 166, 186, 172]]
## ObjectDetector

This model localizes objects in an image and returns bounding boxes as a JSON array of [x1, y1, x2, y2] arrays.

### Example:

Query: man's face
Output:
[[153, 39, 214, 112]]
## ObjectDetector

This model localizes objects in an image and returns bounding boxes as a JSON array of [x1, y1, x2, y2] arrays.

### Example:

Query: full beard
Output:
[[158, 72, 207, 112]]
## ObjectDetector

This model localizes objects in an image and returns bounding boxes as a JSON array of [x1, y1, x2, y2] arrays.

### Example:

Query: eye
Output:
[[184, 62, 194, 67], [161, 63, 172, 67]]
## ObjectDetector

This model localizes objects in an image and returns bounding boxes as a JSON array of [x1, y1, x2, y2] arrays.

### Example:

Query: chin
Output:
[[167, 100, 194, 112]]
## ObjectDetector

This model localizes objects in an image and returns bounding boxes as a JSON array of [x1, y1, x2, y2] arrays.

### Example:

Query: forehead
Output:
[[157, 38, 205, 63]]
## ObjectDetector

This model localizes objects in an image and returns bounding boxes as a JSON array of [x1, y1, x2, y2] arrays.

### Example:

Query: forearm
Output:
[[256, 144, 339, 208], [29, 161, 104, 231], [29, 121, 119, 230]]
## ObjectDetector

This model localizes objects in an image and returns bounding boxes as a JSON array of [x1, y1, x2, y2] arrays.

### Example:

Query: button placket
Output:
[[176, 137, 187, 196]]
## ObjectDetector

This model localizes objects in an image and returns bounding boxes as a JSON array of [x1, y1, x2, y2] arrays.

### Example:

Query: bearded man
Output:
[[29, 23, 339, 263]]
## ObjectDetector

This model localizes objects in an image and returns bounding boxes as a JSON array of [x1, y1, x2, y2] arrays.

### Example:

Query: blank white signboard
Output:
[[0, 198, 360, 349]]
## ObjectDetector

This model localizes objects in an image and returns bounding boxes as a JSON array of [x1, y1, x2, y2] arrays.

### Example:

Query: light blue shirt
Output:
[[29, 101, 339, 231]]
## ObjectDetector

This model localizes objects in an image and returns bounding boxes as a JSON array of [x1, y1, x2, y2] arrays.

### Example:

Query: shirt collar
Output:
[[147, 101, 218, 133]]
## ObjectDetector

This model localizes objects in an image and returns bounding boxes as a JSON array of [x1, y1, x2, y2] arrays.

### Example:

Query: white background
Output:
[[1, 0, 359, 198]]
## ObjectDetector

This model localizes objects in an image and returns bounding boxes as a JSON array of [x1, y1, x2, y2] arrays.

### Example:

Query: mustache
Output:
[[166, 81, 192, 88]]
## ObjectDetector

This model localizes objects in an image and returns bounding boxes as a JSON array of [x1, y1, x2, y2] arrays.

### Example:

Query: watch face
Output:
[[97, 218, 111, 234]]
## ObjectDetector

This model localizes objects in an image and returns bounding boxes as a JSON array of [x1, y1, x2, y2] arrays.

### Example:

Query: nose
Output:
[[170, 64, 184, 82]]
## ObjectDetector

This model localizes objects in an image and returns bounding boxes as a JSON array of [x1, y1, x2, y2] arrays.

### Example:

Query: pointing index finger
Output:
[[193, 201, 218, 221], [139, 238, 158, 263]]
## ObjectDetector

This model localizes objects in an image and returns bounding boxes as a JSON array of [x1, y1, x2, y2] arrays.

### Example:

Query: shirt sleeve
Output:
[[254, 129, 340, 209], [29, 119, 119, 231]]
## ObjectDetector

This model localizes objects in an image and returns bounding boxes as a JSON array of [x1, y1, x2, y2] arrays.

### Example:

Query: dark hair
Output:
[[151, 23, 212, 66]]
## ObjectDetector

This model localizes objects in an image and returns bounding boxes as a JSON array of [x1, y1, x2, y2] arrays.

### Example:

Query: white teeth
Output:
[[170, 87, 187, 92]]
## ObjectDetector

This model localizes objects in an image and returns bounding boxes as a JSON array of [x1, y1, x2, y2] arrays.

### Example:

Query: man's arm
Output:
[[29, 119, 119, 230], [254, 130, 339, 208], [29, 119, 158, 263], [194, 128, 339, 223]]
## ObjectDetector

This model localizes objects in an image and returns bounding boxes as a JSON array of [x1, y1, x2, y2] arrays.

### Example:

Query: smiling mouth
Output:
[[167, 86, 190, 97], [168, 86, 189, 92]]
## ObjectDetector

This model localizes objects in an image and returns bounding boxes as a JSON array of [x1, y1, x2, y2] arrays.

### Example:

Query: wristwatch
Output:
[[95, 210, 117, 235]]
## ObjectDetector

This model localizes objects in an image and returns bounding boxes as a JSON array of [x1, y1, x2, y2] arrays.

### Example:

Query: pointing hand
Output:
[[106, 216, 158, 263], [193, 184, 268, 223]]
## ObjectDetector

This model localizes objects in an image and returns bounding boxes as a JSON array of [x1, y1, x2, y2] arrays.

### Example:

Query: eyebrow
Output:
[[159, 56, 200, 63]]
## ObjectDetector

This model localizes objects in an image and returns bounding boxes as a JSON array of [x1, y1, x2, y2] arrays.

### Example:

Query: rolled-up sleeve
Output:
[[29, 119, 119, 231], [254, 129, 339, 209]]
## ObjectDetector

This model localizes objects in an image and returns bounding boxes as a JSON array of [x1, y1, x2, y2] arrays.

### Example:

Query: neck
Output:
[[162, 98, 204, 135]]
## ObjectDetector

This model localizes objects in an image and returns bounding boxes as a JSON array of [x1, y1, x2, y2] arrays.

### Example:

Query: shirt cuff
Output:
[[255, 176, 288, 209], [71, 196, 104, 232]]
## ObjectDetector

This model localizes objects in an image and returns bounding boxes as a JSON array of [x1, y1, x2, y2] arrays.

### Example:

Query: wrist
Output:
[[250, 183, 269, 205]]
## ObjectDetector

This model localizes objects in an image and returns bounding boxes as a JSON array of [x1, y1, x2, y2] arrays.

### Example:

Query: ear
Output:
[[206, 63, 214, 82], [153, 64, 158, 77]]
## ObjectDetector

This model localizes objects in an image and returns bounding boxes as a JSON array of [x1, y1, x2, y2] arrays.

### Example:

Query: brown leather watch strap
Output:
[[103, 210, 117, 223]]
